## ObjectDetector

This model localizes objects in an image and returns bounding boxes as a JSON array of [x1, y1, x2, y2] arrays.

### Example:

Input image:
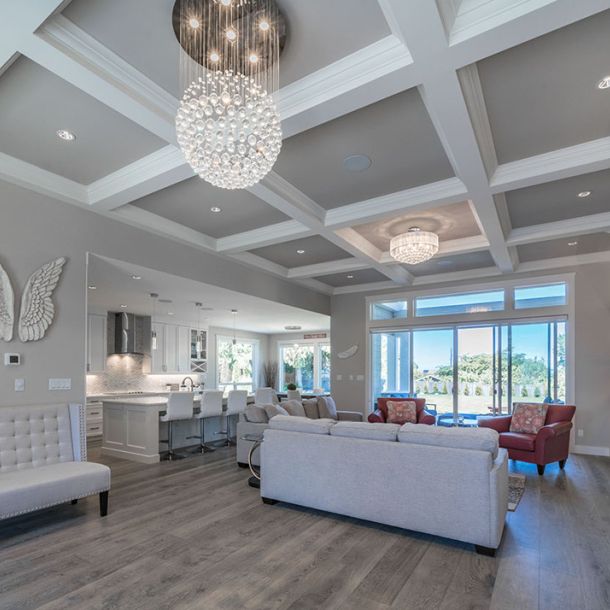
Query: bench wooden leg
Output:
[[99, 491, 109, 517]]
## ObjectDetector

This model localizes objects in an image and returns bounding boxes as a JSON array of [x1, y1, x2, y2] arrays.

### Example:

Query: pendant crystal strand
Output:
[[175, 0, 283, 190], [389, 228, 439, 265]]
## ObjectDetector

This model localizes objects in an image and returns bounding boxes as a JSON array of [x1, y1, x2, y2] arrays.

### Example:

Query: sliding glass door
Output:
[[370, 318, 566, 418]]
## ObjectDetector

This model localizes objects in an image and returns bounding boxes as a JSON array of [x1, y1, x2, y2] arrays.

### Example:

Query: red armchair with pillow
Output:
[[478, 403, 576, 475], [368, 398, 436, 425]]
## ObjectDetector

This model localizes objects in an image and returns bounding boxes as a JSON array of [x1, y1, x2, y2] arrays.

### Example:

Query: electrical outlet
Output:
[[49, 378, 71, 391], [577, 429, 584, 438], [14, 378, 24, 392]]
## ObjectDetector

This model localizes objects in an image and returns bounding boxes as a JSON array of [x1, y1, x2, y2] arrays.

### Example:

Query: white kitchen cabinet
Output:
[[87, 314, 107, 373], [151, 322, 192, 374]]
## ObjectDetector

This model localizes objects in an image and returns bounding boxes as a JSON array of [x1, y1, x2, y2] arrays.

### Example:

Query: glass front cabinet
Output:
[[190, 328, 207, 373]]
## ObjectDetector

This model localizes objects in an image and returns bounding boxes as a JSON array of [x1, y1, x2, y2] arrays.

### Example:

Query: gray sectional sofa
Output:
[[260, 416, 508, 554]]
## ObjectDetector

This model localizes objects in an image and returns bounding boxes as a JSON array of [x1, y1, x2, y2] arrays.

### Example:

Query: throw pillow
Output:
[[303, 398, 320, 419], [282, 399, 306, 417], [264, 403, 289, 420], [244, 405, 268, 424], [386, 400, 417, 425], [510, 402, 548, 434], [317, 396, 338, 420]]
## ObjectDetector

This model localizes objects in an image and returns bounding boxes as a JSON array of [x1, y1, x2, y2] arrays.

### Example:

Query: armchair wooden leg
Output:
[[537, 464, 546, 475], [99, 491, 109, 517], [559, 458, 567, 469], [71, 499, 78, 505], [474, 545, 496, 557]]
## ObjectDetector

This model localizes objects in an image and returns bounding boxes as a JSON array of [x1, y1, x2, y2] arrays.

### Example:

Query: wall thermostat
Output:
[[4, 353, 21, 366]]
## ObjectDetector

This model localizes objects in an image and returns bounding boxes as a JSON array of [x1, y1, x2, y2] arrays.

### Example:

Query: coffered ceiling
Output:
[[1, 0, 610, 298]]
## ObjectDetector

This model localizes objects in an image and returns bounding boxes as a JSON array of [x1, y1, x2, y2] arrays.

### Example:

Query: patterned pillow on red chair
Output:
[[386, 400, 418, 425], [510, 402, 549, 434]]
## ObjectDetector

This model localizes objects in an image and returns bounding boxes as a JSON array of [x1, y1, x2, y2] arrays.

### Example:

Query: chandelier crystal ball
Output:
[[390, 227, 439, 265], [176, 70, 282, 189]]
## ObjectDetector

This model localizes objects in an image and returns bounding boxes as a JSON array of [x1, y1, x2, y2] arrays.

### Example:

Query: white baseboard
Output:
[[572, 444, 610, 457]]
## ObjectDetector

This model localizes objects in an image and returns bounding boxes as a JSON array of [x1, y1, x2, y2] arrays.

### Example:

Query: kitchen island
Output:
[[101, 396, 204, 463]]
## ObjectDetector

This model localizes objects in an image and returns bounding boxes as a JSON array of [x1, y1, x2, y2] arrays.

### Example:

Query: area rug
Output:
[[508, 474, 526, 511]]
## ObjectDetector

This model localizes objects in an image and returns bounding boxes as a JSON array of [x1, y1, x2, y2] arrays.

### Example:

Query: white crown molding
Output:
[[412, 265, 503, 286], [507, 212, 610, 246], [88, 146, 192, 210], [216, 220, 314, 253], [0, 151, 88, 206], [112, 204, 217, 252], [226, 251, 288, 278], [490, 137, 610, 194], [333, 280, 401, 295], [293, 278, 335, 296], [518, 250, 610, 272], [324, 177, 468, 229], [277, 35, 413, 122], [287, 258, 371, 280]]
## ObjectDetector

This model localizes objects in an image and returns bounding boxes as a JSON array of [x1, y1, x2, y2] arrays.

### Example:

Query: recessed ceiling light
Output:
[[88, 285, 96, 290], [346, 275, 354, 279], [167, 312, 174, 316], [568, 241, 578, 247], [577, 191, 591, 198], [56, 129, 75, 142], [210, 206, 222, 213], [343, 154, 372, 173], [597, 76, 610, 90], [284, 325, 302, 331], [120, 304, 128, 308], [296, 249, 306, 255], [188, 17, 201, 29], [131, 275, 142, 280]]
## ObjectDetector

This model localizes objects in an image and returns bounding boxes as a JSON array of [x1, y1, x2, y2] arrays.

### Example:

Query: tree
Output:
[[475, 385, 482, 396], [463, 384, 470, 396], [521, 386, 529, 397]]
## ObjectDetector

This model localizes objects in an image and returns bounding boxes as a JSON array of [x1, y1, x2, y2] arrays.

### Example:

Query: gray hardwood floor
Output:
[[1, 445, 609, 610]]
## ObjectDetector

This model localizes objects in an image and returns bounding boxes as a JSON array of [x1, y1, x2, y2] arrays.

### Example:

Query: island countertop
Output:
[[101, 396, 201, 407]]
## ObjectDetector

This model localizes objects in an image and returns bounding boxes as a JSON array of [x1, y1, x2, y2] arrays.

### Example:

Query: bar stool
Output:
[[195, 390, 223, 453], [225, 390, 248, 445], [160, 392, 194, 460]]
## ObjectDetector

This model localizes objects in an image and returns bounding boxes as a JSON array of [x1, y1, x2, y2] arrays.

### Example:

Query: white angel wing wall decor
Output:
[[0, 262, 14, 342], [18, 257, 66, 342]]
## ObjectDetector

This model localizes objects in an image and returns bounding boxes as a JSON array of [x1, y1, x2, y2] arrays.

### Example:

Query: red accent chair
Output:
[[368, 397, 436, 425], [478, 404, 576, 475]]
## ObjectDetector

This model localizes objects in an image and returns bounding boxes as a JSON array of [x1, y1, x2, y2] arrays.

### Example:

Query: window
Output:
[[514, 283, 567, 309], [279, 341, 331, 392], [371, 331, 411, 398], [216, 336, 258, 396], [371, 300, 408, 320], [415, 290, 504, 317]]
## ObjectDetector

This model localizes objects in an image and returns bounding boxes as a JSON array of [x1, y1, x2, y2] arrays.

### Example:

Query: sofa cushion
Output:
[[499, 431, 536, 452], [244, 405, 269, 424], [264, 404, 289, 420], [282, 400, 306, 418], [510, 403, 548, 434], [386, 400, 417, 425], [303, 399, 319, 419], [0, 461, 111, 519], [317, 396, 338, 420], [331, 421, 400, 442], [398, 423, 499, 459], [268, 415, 335, 435]]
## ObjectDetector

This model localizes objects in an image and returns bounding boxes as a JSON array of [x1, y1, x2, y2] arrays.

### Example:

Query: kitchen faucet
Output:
[[181, 377, 194, 391]]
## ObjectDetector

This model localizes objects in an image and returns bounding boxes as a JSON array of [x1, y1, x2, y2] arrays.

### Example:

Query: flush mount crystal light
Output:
[[390, 227, 439, 265], [173, 0, 286, 190], [56, 129, 75, 141]]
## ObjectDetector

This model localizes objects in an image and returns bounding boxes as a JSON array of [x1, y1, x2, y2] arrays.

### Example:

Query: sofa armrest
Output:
[[337, 410, 363, 422], [478, 415, 512, 433], [367, 409, 386, 424], [418, 411, 436, 426], [536, 421, 572, 442]]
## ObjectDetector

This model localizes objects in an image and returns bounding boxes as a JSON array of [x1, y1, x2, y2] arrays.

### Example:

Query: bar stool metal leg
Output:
[[201, 418, 214, 453]]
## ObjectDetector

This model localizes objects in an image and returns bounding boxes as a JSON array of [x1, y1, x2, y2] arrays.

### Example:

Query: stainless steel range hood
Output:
[[107, 312, 152, 356]]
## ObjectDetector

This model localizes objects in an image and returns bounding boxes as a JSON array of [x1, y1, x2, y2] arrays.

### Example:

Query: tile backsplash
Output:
[[86, 353, 205, 395]]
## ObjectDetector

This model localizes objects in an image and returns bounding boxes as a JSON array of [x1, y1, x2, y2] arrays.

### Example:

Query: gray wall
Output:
[[0, 180, 328, 407], [331, 263, 610, 454]]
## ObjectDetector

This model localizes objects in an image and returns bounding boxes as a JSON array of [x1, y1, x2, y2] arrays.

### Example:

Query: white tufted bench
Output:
[[0, 403, 111, 520]]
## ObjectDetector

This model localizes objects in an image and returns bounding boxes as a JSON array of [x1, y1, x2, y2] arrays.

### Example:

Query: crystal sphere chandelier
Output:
[[390, 227, 439, 265], [173, 0, 286, 190]]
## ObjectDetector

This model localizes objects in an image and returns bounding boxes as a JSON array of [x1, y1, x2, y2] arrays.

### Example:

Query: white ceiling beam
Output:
[[490, 137, 610, 194], [444, 0, 610, 69], [287, 258, 371, 280], [507, 212, 610, 246], [293, 278, 335, 296], [324, 177, 468, 229], [379, 1, 514, 273], [216, 220, 314, 254], [333, 280, 401, 296]]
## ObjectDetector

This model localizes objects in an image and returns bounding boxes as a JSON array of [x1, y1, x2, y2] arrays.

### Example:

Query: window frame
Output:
[[215, 334, 259, 395], [277, 338, 331, 393]]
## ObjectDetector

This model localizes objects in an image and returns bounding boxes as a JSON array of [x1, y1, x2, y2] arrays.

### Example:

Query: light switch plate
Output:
[[15, 378, 25, 392], [49, 378, 71, 391]]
